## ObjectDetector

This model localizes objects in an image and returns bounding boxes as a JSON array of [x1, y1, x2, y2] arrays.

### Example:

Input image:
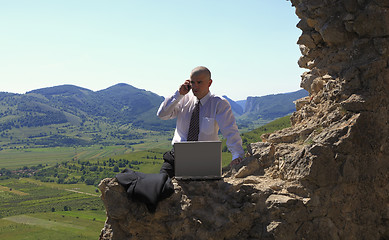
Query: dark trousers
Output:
[[160, 149, 175, 178]]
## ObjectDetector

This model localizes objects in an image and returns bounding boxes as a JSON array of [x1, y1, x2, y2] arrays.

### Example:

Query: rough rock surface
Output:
[[99, 0, 389, 239]]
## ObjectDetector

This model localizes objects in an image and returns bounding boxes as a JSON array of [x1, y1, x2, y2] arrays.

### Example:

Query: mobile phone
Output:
[[187, 85, 191, 91]]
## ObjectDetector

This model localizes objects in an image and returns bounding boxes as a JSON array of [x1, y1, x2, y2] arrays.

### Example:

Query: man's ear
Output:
[[209, 79, 213, 87]]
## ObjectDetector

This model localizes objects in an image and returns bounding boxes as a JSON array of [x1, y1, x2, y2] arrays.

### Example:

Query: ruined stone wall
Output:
[[99, 0, 389, 239], [279, 0, 389, 237]]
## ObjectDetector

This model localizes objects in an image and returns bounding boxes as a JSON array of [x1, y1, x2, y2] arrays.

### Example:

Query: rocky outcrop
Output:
[[99, 0, 389, 239]]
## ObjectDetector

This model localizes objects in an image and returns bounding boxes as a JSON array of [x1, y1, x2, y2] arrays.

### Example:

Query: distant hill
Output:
[[0, 84, 175, 148], [243, 89, 308, 120], [223, 96, 244, 117], [224, 89, 308, 119], [25, 84, 171, 129], [224, 89, 308, 129], [236, 100, 246, 110]]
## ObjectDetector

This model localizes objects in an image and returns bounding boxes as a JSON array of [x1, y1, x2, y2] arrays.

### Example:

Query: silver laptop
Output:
[[174, 141, 222, 180]]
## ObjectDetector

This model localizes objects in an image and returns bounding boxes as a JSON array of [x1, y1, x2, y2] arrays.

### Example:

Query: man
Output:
[[157, 66, 244, 177]]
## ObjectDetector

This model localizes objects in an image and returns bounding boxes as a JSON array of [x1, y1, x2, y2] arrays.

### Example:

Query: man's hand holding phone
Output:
[[179, 80, 192, 95]]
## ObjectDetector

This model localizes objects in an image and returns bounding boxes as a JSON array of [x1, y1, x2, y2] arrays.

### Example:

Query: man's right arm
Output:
[[157, 80, 191, 120], [157, 90, 184, 120]]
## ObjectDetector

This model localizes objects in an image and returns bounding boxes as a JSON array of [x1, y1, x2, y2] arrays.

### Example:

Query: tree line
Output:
[[0, 156, 161, 186]]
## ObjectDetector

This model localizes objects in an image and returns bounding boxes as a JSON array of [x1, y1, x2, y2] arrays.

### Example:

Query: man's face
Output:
[[190, 72, 212, 99]]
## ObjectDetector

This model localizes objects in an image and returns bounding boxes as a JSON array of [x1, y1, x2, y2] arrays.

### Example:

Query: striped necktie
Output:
[[187, 101, 200, 141]]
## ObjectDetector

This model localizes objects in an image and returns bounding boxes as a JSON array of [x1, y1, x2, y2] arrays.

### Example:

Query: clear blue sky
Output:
[[0, 0, 304, 101]]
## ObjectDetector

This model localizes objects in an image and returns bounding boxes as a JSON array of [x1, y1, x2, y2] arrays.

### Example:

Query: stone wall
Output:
[[99, 0, 389, 239]]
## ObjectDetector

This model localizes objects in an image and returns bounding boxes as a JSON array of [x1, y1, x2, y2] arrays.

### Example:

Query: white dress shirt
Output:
[[157, 90, 244, 160]]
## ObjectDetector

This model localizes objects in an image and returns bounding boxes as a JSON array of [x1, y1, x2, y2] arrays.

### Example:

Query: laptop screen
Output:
[[174, 141, 222, 180]]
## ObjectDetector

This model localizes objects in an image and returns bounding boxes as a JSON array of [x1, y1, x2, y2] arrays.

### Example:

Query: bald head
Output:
[[189, 66, 213, 99], [190, 66, 211, 80]]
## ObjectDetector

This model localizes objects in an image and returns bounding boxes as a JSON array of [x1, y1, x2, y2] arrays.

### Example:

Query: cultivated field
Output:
[[0, 143, 171, 170], [0, 211, 106, 240], [0, 178, 105, 239]]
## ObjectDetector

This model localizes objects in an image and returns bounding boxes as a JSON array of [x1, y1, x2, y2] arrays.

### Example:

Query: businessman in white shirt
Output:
[[157, 66, 244, 177]]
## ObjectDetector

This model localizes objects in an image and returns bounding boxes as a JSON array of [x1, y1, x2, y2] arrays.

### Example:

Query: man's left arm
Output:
[[215, 99, 245, 162]]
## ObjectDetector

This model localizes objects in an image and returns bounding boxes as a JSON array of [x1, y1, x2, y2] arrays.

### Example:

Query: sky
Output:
[[0, 0, 305, 101]]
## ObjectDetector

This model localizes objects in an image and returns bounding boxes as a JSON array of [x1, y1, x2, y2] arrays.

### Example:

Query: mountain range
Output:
[[224, 89, 308, 128], [0, 84, 174, 131], [0, 83, 307, 148]]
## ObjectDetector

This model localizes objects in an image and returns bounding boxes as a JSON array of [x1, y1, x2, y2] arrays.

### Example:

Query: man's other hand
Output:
[[179, 80, 191, 95]]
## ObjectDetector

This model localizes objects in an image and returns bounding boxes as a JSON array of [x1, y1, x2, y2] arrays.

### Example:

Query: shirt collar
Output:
[[198, 91, 211, 106]]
